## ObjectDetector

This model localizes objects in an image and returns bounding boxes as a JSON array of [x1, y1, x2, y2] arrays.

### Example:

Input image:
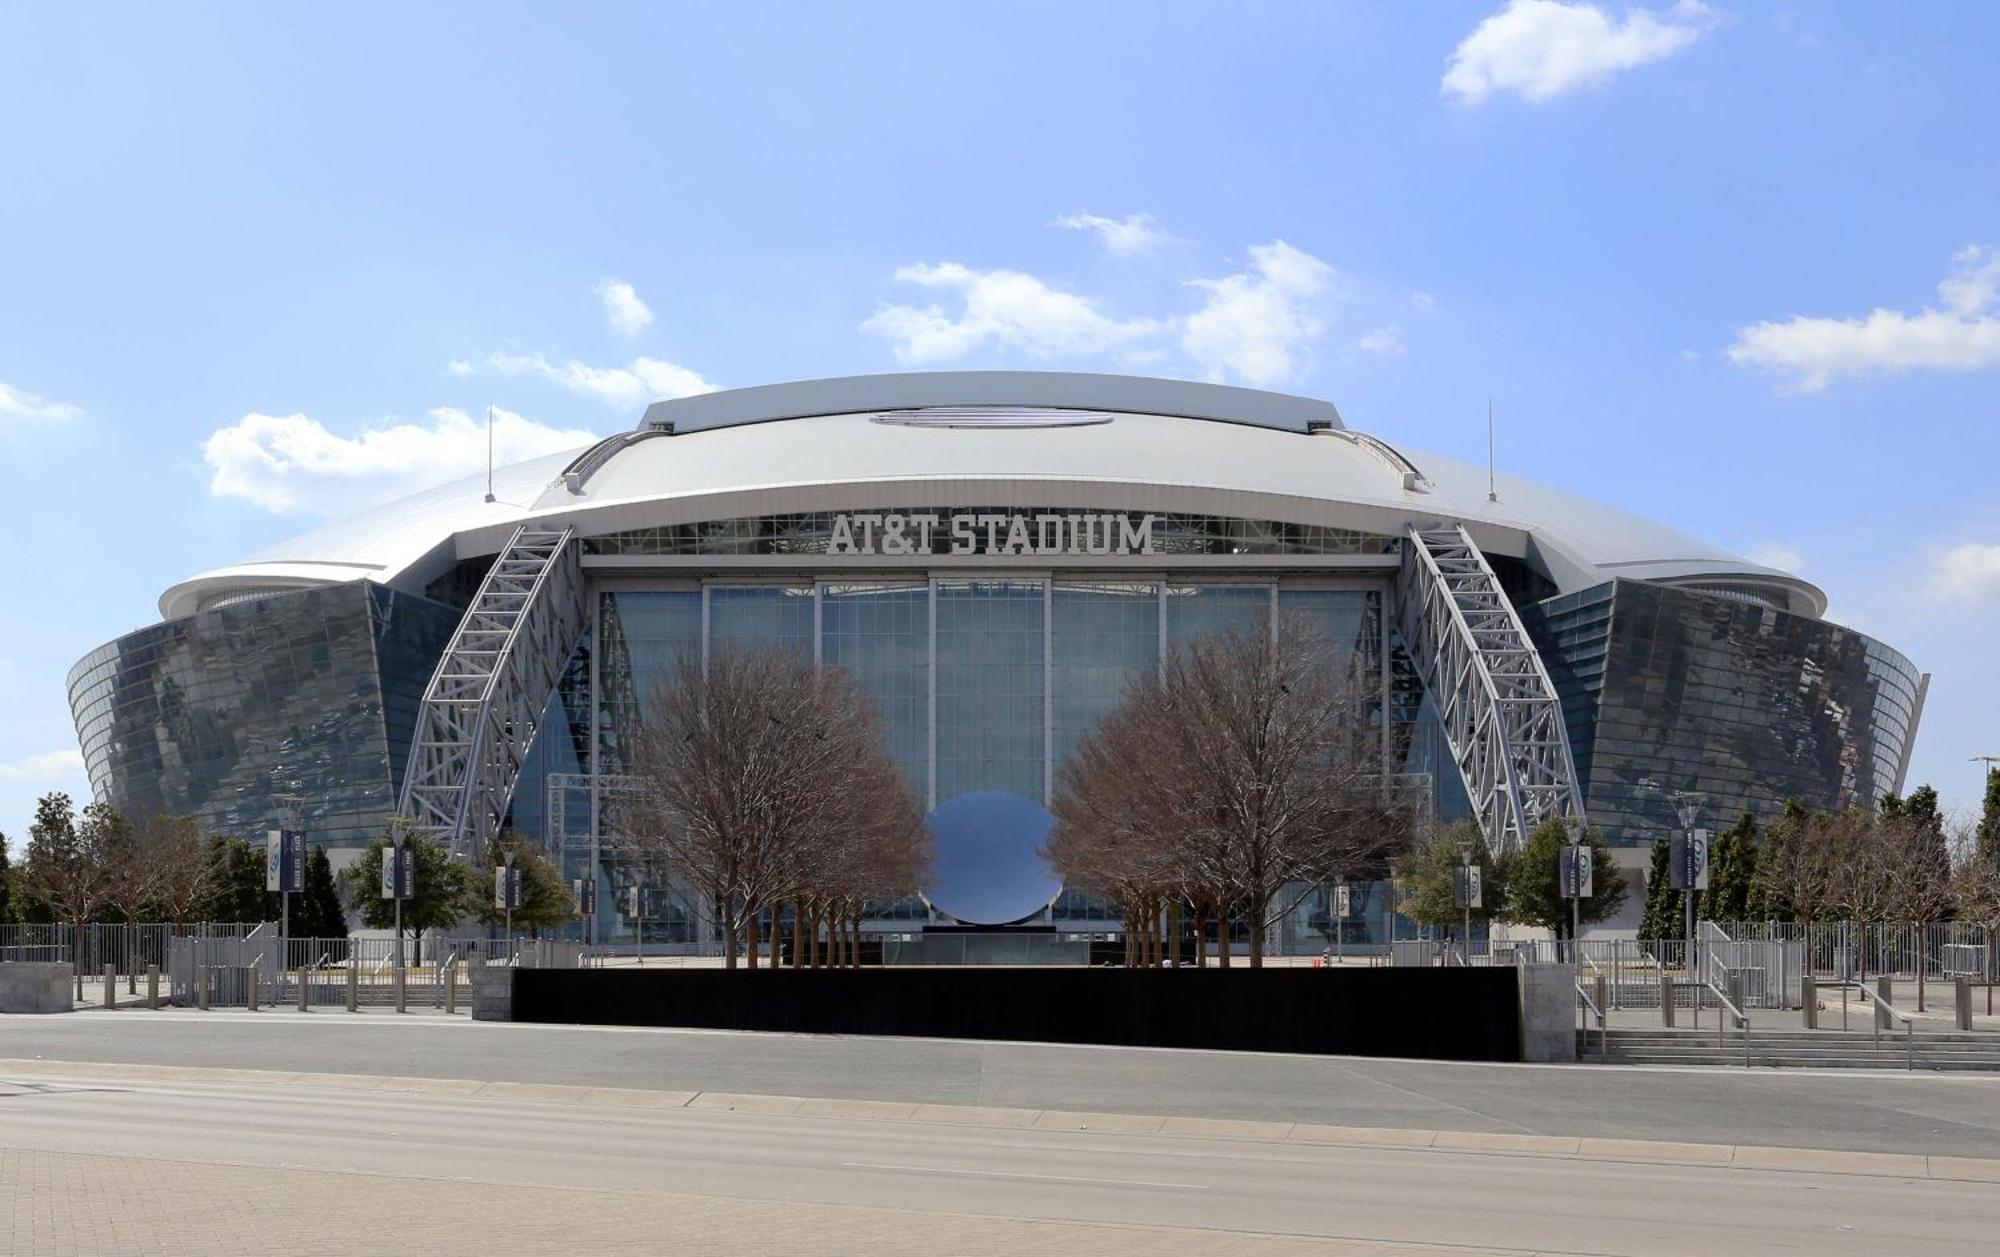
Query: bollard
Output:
[[1661, 978, 1675, 1028], [197, 966, 210, 1010], [1875, 974, 1893, 1032], [147, 964, 161, 1010], [394, 962, 406, 1015], [247, 969, 260, 1011], [1957, 977, 1973, 1032], [1801, 973, 1817, 1029], [444, 961, 457, 1015], [298, 965, 310, 1012], [102, 964, 116, 1009], [346, 961, 359, 1013]]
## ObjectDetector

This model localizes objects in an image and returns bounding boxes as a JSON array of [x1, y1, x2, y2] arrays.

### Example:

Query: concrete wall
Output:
[[1517, 963, 1578, 1063], [470, 963, 512, 1022], [0, 963, 75, 1014]]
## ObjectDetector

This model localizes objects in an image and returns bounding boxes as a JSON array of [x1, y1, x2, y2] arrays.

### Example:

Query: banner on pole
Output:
[[1560, 846, 1593, 898], [1670, 831, 1711, 891], [266, 830, 304, 893]]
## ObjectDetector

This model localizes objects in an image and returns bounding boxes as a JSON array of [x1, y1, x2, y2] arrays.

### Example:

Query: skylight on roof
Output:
[[870, 406, 1114, 429]]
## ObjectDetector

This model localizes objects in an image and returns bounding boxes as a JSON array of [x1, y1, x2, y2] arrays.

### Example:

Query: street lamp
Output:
[[1640, 779, 1706, 1018], [1460, 843, 1476, 963], [1384, 859, 1401, 956]]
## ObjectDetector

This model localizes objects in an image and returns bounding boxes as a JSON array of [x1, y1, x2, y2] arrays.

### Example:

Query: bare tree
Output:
[[1951, 822, 2000, 1016], [622, 644, 930, 970], [144, 814, 224, 931], [1823, 808, 1899, 980], [1883, 810, 1956, 1010], [21, 794, 124, 998], [1050, 615, 1408, 968], [1752, 802, 1840, 977]]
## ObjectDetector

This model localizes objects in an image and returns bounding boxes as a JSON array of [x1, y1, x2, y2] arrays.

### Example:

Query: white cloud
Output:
[[862, 262, 1165, 365], [1353, 325, 1407, 356], [1442, 1, 1720, 105], [1182, 241, 1339, 387], [1054, 212, 1176, 257], [202, 406, 599, 515], [861, 240, 1344, 387], [1411, 290, 1438, 312], [0, 748, 85, 784], [485, 352, 715, 410], [1726, 246, 2000, 391], [0, 380, 82, 423], [446, 359, 474, 377], [1928, 542, 2000, 603], [1744, 541, 1804, 573], [595, 277, 656, 337]]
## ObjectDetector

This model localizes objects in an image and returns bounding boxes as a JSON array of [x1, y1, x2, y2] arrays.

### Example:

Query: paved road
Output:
[[7, 1010, 2000, 1157], [3, 1066, 1993, 1256]]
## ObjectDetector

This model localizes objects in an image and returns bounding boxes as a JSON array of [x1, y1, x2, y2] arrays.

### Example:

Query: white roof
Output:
[[161, 372, 1823, 619]]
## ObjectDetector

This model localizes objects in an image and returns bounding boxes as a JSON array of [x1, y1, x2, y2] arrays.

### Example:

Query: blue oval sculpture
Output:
[[924, 791, 1062, 926]]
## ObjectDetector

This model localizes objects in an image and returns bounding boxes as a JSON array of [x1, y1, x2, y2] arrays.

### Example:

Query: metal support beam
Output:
[[1395, 524, 1583, 851], [398, 525, 586, 860]]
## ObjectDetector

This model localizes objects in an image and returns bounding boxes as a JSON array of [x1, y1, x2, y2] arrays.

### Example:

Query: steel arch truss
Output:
[[1395, 524, 1584, 851], [398, 525, 586, 860]]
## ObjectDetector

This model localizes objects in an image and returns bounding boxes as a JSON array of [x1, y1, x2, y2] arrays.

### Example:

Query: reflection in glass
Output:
[[935, 579, 1045, 804]]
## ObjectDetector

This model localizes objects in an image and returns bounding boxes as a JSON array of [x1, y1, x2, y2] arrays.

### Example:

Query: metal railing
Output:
[[1576, 978, 1607, 1058], [1849, 980, 1916, 1070]]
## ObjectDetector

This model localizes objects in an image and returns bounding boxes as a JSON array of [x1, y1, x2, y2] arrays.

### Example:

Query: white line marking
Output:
[[842, 1161, 1208, 1190]]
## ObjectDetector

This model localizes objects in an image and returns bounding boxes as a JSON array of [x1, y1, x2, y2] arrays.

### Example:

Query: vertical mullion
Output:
[[927, 575, 938, 811], [1043, 578, 1054, 807], [586, 587, 601, 949]]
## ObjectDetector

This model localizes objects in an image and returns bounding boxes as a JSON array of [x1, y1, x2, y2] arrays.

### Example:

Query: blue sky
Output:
[[3, 2, 1997, 847]]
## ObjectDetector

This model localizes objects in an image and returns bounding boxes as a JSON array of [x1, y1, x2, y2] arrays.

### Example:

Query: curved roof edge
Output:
[[638, 371, 1346, 435]]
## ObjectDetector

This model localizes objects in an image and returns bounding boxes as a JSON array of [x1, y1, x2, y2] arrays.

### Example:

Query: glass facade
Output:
[[934, 579, 1047, 804], [595, 589, 700, 774], [1522, 579, 1925, 847], [1165, 583, 1271, 647], [65, 582, 460, 848], [706, 585, 815, 658], [1050, 583, 1159, 778], [820, 584, 930, 790]]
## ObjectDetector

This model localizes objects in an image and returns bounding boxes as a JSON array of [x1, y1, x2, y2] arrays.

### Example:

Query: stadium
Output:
[[67, 371, 1927, 946]]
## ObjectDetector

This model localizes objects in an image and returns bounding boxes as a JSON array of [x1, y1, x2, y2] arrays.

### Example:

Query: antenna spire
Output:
[[484, 402, 497, 503], [1486, 397, 1497, 502]]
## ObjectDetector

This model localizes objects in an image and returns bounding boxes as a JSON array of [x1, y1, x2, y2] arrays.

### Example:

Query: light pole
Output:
[[1384, 859, 1400, 958], [1333, 876, 1346, 965], [1641, 779, 1705, 1018], [1972, 756, 2000, 805], [1460, 843, 1475, 964], [1564, 818, 1585, 972]]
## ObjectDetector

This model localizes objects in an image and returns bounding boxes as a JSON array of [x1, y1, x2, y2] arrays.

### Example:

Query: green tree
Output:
[[1882, 784, 1951, 883], [1978, 768, 2000, 864], [22, 794, 121, 932], [0, 833, 14, 925], [1638, 840, 1679, 939], [337, 826, 477, 962], [1698, 811, 1759, 923], [480, 833, 576, 938], [196, 837, 278, 922], [1499, 819, 1628, 941], [293, 847, 348, 939], [1395, 820, 1506, 941]]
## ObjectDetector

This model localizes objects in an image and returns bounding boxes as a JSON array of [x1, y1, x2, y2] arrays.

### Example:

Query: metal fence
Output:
[[3, 922, 262, 996], [0, 923, 594, 1010], [1383, 921, 1997, 1013]]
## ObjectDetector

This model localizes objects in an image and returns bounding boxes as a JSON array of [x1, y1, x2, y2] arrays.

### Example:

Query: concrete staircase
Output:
[[1578, 1027, 2000, 1071]]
